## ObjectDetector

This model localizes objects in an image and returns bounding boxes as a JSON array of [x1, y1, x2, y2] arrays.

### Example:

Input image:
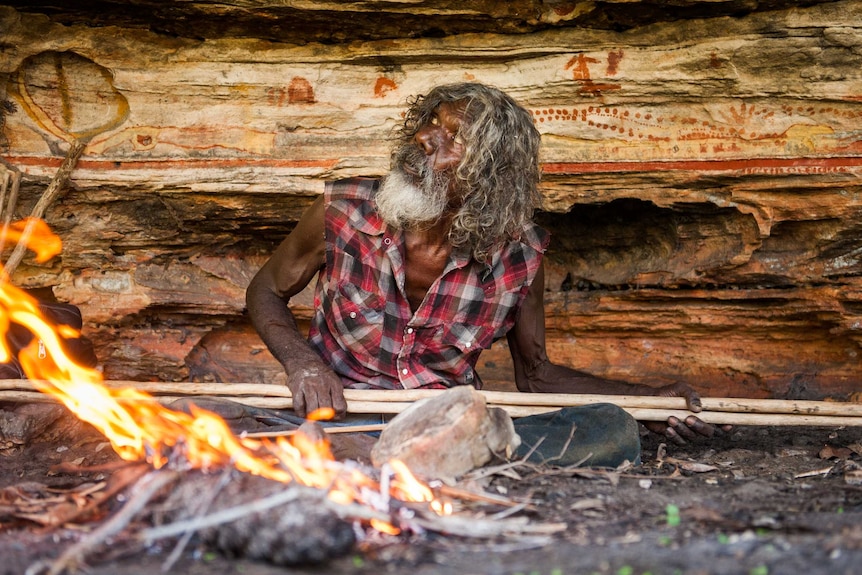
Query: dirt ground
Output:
[[2, 403, 862, 575]]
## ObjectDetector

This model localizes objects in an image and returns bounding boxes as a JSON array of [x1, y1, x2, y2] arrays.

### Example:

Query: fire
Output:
[[0, 218, 63, 266], [1, 218, 450, 532]]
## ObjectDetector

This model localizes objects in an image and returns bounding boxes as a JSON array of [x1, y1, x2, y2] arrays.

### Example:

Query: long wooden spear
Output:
[[3, 379, 862, 426]]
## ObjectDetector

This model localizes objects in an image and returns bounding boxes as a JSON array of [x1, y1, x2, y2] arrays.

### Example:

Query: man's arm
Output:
[[246, 194, 347, 418], [506, 262, 727, 443]]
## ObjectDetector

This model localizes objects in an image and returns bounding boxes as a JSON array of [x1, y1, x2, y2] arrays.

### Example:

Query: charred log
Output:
[[155, 470, 356, 566]]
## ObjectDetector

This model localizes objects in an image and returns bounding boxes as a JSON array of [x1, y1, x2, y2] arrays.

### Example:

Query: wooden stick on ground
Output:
[[12, 380, 856, 417], [244, 424, 388, 438], [4, 379, 862, 426]]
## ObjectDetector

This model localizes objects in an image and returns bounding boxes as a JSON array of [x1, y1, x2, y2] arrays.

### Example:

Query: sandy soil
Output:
[[2, 404, 862, 575]]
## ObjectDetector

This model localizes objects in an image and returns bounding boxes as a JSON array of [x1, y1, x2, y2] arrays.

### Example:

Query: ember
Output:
[[0, 219, 449, 532]]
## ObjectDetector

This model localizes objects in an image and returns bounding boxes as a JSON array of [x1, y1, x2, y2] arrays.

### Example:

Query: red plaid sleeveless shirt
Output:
[[308, 178, 549, 390]]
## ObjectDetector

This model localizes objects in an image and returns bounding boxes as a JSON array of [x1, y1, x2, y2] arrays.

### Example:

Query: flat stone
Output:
[[370, 386, 520, 483]]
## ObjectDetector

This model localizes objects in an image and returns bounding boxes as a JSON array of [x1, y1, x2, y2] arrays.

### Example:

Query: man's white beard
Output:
[[375, 161, 451, 230]]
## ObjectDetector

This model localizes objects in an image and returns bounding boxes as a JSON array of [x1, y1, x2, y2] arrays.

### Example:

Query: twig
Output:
[[161, 465, 233, 572], [534, 423, 579, 465], [138, 483, 317, 542], [4, 139, 86, 276], [435, 483, 533, 510], [244, 423, 387, 438], [408, 510, 566, 539], [793, 466, 835, 479], [49, 459, 139, 475], [48, 463, 151, 528], [27, 468, 180, 575], [0, 166, 21, 256], [463, 435, 550, 482]]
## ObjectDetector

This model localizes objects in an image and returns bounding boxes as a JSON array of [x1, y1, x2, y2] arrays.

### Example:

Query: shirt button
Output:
[[465, 341, 471, 348], [401, 368, 409, 375], [406, 327, 414, 334], [383, 237, 392, 245], [349, 311, 357, 319]]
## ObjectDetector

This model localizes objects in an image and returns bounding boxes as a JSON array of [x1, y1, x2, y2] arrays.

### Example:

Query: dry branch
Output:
[[4, 139, 87, 276], [245, 424, 387, 438], [0, 166, 21, 257], [3, 379, 862, 426]]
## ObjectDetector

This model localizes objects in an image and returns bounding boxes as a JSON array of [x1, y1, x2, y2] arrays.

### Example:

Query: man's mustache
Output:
[[393, 143, 430, 178]]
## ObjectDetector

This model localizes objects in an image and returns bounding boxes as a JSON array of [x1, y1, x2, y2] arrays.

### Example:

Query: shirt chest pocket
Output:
[[329, 282, 386, 349], [444, 282, 527, 343]]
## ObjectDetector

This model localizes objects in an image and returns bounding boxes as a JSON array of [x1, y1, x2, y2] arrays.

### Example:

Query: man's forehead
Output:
[[436, 99, 468, 113], [432, 99, 470, 124]]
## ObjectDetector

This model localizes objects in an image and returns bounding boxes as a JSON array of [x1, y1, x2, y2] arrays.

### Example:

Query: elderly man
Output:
[[247, 82, 722, 447]]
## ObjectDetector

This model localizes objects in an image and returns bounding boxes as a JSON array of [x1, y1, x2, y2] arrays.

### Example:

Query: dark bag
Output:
[[0, 300, 98, 379], [512, 403, 642, 468]]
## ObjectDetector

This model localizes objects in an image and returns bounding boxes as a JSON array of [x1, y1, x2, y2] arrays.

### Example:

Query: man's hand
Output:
[[287, 362, 347, 420], [642, 382, 732, 445]]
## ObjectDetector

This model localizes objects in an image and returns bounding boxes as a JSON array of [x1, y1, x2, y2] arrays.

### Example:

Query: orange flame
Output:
[[1, 219, 451, 531], [1, 218, 63, 263], [308, 406, 336, 421]]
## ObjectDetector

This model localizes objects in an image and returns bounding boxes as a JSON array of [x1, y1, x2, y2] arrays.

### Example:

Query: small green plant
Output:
[[617, 566, 634, 575], [749, 565, 769, 575], [665, 503, 681, 527], [352, 555, 365, 568], [717, 533, 730, 544]]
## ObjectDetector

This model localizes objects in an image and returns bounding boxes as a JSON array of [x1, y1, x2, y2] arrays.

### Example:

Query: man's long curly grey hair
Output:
[[395, 83, 543, 263]]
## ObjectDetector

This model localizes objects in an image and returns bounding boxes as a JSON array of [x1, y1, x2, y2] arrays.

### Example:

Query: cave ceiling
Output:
[[0, 0, 835, 44]]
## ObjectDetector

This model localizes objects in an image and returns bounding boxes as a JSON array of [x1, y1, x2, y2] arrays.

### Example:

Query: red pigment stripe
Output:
[[4, 155, 861, 174], [1, 155, 338, 170], [542, 156, 862, 174]]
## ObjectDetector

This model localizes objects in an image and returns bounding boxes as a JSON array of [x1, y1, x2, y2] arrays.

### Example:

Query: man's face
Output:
[[376, 101, 469, 229], [409, 101, 467, 175]]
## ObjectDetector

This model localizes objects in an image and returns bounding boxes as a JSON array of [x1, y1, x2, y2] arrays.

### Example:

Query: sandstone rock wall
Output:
[[1, 1, 860, 399]]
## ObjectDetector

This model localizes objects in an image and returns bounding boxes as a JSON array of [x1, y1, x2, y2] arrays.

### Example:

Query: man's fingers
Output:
[[685, 390, 703, 413], [330, 388, 348, 420], [292, 391, 307, 419], [642, 421, 666, 435], [305, 389, 325, 419], [667, 416, 697, 441], [664, 426, 687, 445], [684, 415, 715, 438]]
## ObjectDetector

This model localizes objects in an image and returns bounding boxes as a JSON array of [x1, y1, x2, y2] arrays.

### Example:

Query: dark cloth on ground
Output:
[[512, 403, 642, 468]]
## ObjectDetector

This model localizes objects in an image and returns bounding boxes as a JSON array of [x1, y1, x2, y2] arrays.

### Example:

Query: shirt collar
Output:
[[351, 202, 477, 272]]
